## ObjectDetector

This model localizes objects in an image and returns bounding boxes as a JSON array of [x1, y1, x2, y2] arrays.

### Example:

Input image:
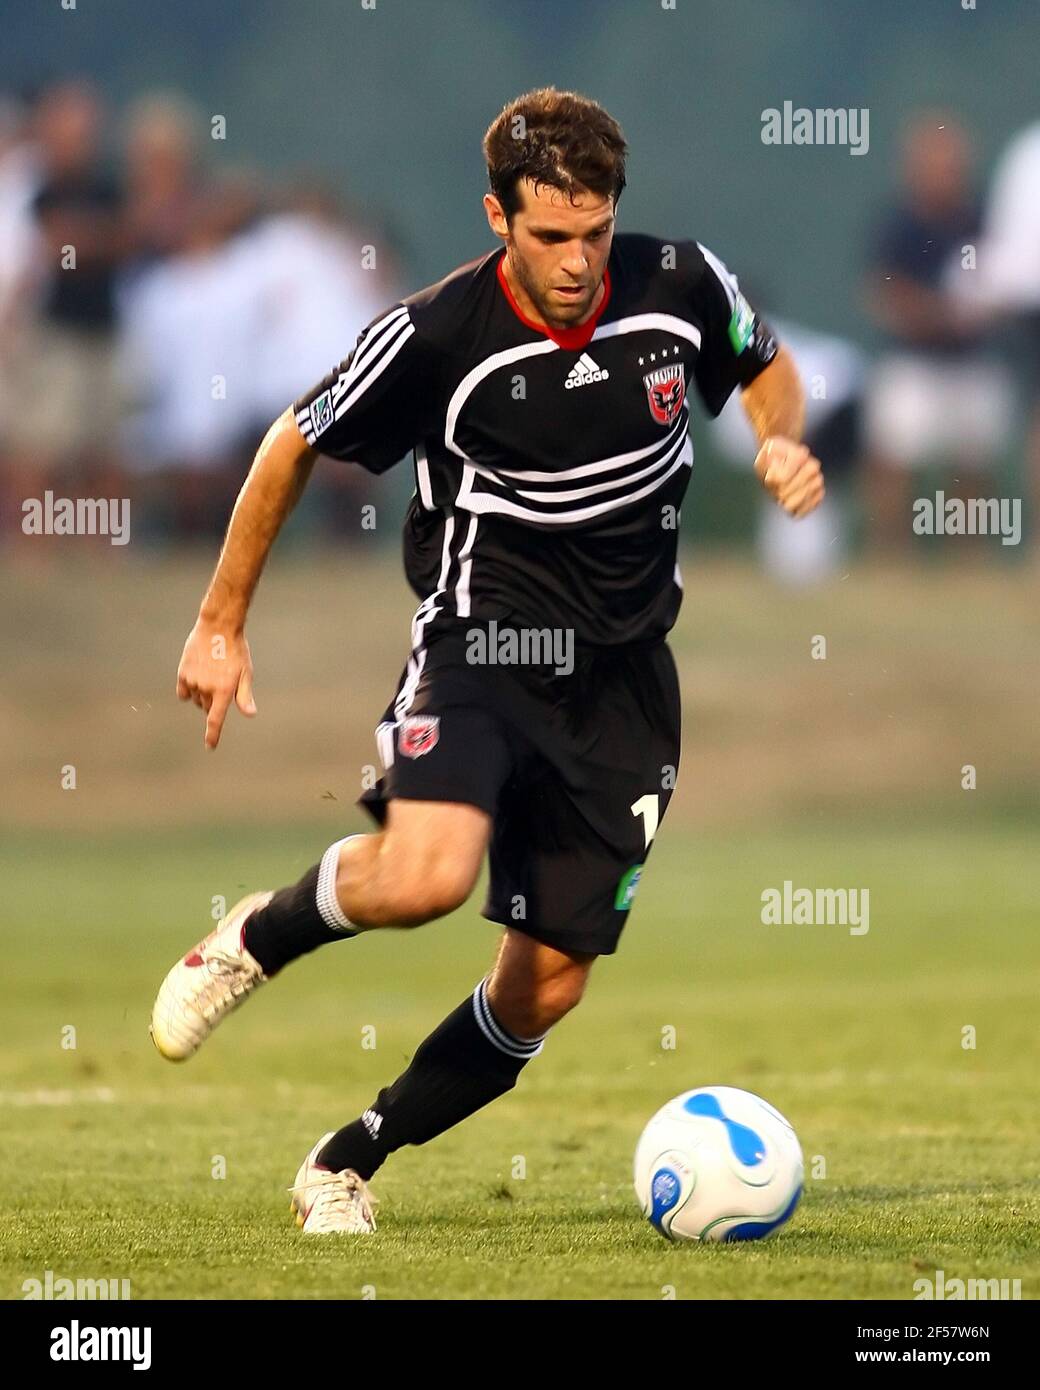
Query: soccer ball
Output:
[[634, 1085, 803, 1242]]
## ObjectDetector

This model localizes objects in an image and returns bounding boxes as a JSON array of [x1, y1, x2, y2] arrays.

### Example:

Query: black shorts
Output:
[[358, 620, 681, 956]]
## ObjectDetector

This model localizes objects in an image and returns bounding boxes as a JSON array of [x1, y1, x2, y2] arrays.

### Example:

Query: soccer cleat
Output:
[[149, 890, 274, 1061], [289, 1132, 379, 1235]]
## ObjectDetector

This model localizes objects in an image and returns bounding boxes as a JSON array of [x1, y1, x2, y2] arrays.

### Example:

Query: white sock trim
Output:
[[471, 978, 546, 1060], [316, 836, 359, 933]]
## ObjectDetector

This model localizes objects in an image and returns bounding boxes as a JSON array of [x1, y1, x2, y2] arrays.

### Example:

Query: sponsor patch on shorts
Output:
[[614, 864, 644, 911]]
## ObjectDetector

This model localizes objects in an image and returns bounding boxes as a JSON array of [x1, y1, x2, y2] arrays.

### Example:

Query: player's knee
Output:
[[396, 860, 474, 924], [350, 850, 476, 928]]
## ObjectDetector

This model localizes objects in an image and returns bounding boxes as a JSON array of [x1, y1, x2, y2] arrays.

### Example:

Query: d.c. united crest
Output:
[[398, 714, 440, 758], [643, 362, 686, 426]]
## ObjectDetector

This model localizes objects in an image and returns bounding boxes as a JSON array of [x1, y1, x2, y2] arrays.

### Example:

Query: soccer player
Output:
[[151, 88, 824, 1235]]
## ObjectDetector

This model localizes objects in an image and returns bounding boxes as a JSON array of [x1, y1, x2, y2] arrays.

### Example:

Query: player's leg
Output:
[[290, 928, 594, 1233], [290, 636, 684, 1235], [149, 799, 490, 1062], [485, 920, 595, 1038], [244, 796, 491, 970], [150, 673, 514, 1061], [245, 666, 516, 961]]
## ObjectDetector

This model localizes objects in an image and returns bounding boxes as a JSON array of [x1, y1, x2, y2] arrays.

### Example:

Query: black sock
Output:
[[317, 977, 547, 1180], [244, 837, 357, 976]]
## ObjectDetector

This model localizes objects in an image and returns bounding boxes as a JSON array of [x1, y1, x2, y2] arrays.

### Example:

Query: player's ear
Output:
[[483, 193, 508, 240]]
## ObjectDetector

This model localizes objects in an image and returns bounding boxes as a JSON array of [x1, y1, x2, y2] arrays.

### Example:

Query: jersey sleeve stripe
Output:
[[697, 242, 739, 309], [330, 306, 410, 409], [332, 321, 415, 425]]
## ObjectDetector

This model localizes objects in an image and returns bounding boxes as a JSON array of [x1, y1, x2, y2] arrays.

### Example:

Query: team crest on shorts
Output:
[[310, 389, 334, 435], [398, 714, 440, 758], [643, 362, 686, 426]]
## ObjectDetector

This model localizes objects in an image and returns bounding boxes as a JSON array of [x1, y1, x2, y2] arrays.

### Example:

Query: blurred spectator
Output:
[[0, 79, 409, 548], [234, 180, 400, 536], [0, 92, 42, 333], [118, 165, 399, 539], [237, 181, 395, 426], [975, 119, 1040, 534], [710, 314, 865, 583], [0, 92, 43, 457], [117, 173, 265, 538], [977, 121, 1040, 315], [862, 115, 1014, 550], [1, 80, 127, 540], [123, 92, 205, 270]]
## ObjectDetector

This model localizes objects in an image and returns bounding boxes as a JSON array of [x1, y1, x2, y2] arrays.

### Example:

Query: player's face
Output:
[[486, 178, 615, 329]]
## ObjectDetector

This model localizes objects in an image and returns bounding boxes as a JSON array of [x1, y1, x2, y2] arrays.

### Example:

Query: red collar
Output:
[[495, 249, 612, 350]]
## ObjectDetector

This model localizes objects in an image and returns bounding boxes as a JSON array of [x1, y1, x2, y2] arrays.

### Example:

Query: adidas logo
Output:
[[564, 352, 610, 389], [361, 1109, 383, 1140]]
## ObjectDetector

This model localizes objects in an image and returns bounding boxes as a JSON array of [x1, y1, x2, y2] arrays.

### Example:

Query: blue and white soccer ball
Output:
[[634, 1086, 803, 1242]]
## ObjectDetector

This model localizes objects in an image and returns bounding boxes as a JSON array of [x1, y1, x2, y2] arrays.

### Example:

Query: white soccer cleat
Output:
[[149, 890, 274, 1062], [289, 1132, 379, 1235]]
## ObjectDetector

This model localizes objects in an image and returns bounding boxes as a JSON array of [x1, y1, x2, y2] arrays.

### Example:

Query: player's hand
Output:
[[754, 436, 825, 518], [176, 619, 257, 750]]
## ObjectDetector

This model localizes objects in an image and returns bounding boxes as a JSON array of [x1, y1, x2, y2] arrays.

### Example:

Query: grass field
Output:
[[2, 553, 1037, 1299], [2, 815, 1037, 1301]]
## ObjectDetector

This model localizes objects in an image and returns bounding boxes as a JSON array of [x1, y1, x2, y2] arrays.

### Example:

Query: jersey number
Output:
[[630, 793, 660, 852]]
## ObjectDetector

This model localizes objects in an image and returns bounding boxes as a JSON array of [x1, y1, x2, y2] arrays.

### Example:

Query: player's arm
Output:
[[740, 347, 825, 520], [685, 242, 824, 521], [176, 408, 316, 750], [683, 243, 824, 520], [177, 300, 438, 750]]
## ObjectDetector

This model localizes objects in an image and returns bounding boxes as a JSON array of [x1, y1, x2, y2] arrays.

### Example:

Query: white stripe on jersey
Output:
[[331, 306, 409, 408], [441, 313, 702, 521], [444, 337, 560, 459], [511, 429, 688, 504], [443, 317, 701, 465], [590, 312, 703, 350], [294, 307, 413, 446], [491, 415, 686, 483], [454, 510, 479, 618], [455, 435, 692, 525], [393, 512, 456, 721], [697, 244, 739, 309], [374, 719, 396, 769], [415, 443, 434, 509], [332, 319, 414, 426]]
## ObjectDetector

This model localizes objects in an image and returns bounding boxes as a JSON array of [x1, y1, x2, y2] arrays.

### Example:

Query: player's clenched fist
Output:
[[754, 435, 825, 518], [176, 619, 257, 750]]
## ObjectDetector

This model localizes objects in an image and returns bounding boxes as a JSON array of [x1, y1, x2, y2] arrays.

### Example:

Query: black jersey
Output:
[[293, 233, 778, 646]]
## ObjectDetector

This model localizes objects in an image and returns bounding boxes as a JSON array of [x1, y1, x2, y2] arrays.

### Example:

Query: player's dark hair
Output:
[[483, 87, 628, 221]]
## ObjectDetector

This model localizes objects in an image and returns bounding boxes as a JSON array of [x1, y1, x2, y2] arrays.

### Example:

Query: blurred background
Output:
[[1, 0, 1038, 1300], [1, 0, 1037, 829]]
